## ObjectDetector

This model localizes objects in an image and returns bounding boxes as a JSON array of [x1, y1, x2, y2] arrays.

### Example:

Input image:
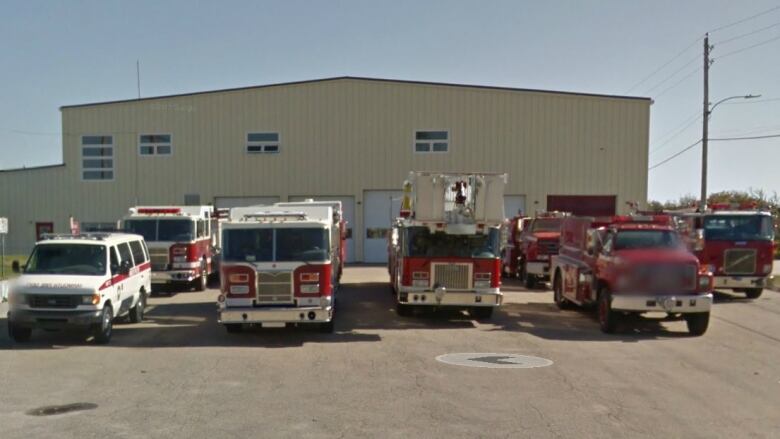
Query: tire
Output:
[[685, 312, 710, 336], [396, 303, 413, 317], [8, 323, 32, 343], [470, 307, 494, 320], [225, 324, 243, 333], [745, 288, 763, 299], [597, 288, 618, 334], [128, 292, 146, 323], [525, 273, 538, 289], [193, 261, 207, 292], [93, 304, 114, 344], [553, 272, 570, 309]]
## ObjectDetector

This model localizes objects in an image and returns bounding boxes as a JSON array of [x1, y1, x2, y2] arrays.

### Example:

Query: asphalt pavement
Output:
[[1, 267, 779, 438]]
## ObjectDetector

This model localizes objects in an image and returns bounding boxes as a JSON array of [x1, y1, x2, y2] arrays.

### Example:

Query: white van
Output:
[[6, 233, 152, 344]]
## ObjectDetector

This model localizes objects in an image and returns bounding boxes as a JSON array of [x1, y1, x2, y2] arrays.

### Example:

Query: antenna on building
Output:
[[136, 59, 141, 99]]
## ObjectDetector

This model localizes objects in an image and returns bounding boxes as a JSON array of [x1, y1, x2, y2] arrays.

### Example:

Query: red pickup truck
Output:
[[550, 215, 714, 335], [502, 213, 565, 288]]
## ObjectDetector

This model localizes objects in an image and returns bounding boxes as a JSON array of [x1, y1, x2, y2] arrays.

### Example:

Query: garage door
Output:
[[363, 190, 402, 263], [504, 195, 526, 218], [547, 195, 616, 216], [289, 196, 356, 263], [214, 196, 279, 209]]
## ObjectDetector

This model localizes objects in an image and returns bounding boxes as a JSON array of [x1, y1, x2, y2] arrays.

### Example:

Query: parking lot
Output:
[[1, 266, 779, 438]]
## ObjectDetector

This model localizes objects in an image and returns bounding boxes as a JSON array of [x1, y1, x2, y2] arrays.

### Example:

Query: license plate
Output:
[[262, 322, 285, 328]]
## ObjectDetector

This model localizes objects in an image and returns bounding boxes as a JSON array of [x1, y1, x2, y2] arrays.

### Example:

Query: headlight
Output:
[[474, 280, 491, 288], [763, 263, 773, 274], [412, 279, 429, 287], [320, 296, 333, 308], [81, 293, 100, 305], [229, 285, 250, 295], [300, 284, 320, 294], [698, 276, 711, 289], [8, 291, 25, 305]]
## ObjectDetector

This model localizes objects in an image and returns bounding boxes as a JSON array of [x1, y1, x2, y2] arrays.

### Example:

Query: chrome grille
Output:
[[149, 248, 169, 271], [29, 295, 79, 309], [432, 263, 472, 290], [256, 271, 293, 304], [724, 249, 757, 275], [538, 239, 560, 255], [632, 264, 697, 292]]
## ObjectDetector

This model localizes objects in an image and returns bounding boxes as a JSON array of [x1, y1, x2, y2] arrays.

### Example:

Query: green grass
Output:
[[1, 255, 25, 281]]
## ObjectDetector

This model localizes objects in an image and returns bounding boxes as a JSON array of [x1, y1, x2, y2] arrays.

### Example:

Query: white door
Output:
[[289, 196, 356, 263], [363, 190, 402, 263], [214, 196, 279, 209], [504, 195, 527, 218]]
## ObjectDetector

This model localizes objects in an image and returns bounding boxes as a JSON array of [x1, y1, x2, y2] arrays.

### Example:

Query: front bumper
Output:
[[218, 305, 333, 325], [397, 287, 502, 307], [7, 308, 103, 329], [611, 293, 712, 313], [713, 275, 770, 289], [526, 261, 551, 278], [152, 270, 198, 284]]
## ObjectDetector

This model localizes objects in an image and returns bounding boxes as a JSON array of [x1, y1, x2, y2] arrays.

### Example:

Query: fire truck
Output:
[[503, 212, 567, 288], [550, 215, 713, 335], [217, 200, 344, 333], [675, 203, 775, 299], [388, 171, 507, 319], [122, 206, 221, 291]]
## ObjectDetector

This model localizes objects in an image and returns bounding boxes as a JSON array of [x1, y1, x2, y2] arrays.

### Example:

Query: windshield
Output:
[[222, 227, 330, 263], [532, 218, 562, 232], [614, 230, 682, 251], [703, 215, 773, 241], [405, 227, 500, 258], [25, 244, 107, 276], [124, 219, 195, 242]]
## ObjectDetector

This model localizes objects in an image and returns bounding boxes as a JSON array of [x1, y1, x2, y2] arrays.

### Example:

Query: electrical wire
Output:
[[710, 134, 780, 141], [715, 33, 780, 59], [650, 113, 702, 154], [648, 139, 702, 170], [642, 54, 700, 95], [715, 20, 780, 45], [624, 37, 702, 94], [708, 5, 780, 33], [653, 66, 701, 99]]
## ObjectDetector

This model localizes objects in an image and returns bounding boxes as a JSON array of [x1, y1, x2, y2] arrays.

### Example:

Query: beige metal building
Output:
[[0, 77, 651, 262]]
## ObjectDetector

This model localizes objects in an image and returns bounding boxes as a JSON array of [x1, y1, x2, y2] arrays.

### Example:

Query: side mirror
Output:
[[586, 231, 597, 256], [693, 229, 705, 251], [120, 260, 132, 275], [11, 260, 20, 273]]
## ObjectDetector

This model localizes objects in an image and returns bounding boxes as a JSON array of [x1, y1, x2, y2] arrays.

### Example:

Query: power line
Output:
[[709, 5, 780, 33], [624, 37, 701, 94], [716, 33, 780, 59], [710, 133, 780, 141], [648, 139, 702, 170], [642, 54, 700, 95], [654, 66, 701, 99], [650, 112, 702, 154], [716, 20, 780, 45]]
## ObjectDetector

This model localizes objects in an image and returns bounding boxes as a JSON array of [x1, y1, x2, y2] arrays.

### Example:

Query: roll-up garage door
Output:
[[547, 195, 616, 216], [289, 196, 356, 263], [363, 190, 402, 263], [214, 196, 279, 209]]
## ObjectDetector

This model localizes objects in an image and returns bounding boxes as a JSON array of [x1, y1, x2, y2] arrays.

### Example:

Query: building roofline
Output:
[[0, 163, 65, 173], [60, 76, 652, 110]]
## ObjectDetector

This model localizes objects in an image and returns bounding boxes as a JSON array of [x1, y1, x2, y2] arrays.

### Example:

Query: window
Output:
[[82, 135, 113, 180], [110, 247, 120, 274], [247, 132, 280, 154], [414, 130, 448, 153], [26, 244, 107, 276], [129, 241, 147, 264], [118, 242, 134, 266], [197, 220, 206, 238], [139, 134, 172, 156]]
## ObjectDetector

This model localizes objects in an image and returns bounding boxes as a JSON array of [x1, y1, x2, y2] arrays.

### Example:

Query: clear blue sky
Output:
[[1, 0, 778, 203]]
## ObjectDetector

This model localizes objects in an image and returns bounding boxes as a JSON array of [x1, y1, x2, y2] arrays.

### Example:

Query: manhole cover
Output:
[[26, 403, 98, 416], [436, 353, 553, 369]]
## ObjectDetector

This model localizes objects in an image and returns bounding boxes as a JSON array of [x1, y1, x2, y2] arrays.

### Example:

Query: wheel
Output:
[[193, 261, 207, 292], [128, 292, 146, 323], [93, 304, 114, 344], [524, 273, 538, 289], [745, 288, 763, 299], [553, 272, 571, 309], [319, 319, 335, 333], [225, 324, 243, 333], [396, 303, 413, 317], [685, 312, 710, 336], [597, 288, 618, 334], [470, 307, 494, 320], [8, 323, 32, 343]]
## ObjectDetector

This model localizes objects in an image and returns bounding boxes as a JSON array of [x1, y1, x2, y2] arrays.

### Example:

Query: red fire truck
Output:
[[388, 171, 507, 319], [676, 203, 775, 299], [122, 206, 221, 291], [550, 215, 713, 335], [503, 212, 567, 288], [217, 200, 344, 333]]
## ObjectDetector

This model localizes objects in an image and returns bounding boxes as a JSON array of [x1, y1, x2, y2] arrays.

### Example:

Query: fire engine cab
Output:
[[122, 206, 220, 291], [388, 171, 507, 319], [217, 201, 343, 333], [551, 215, 713, 335], [503, 211, 567, 288], [676, 203, 775, 299]]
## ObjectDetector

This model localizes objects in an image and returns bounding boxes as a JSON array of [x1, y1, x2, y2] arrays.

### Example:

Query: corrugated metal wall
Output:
[[0, 78, 650, 258]]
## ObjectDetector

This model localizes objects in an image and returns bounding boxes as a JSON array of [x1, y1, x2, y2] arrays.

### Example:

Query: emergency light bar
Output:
[[242, 211, 307, 221], [136, 208, 182, 215], [40, 232, 113, 241], [609, 214, 672, 225]]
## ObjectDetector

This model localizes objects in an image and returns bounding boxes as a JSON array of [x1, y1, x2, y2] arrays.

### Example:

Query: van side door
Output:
[[116, 242, 136, 314], [129, 240, 149, 293]]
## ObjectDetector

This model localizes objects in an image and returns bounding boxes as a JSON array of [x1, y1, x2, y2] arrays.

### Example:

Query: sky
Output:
[[1, 0, 778, 203]]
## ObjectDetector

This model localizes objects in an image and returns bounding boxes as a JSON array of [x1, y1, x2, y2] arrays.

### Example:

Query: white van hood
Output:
[[13, 274, 104, 295]]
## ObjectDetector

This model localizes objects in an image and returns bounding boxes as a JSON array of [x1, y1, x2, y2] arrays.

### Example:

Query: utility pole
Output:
[[700, 33, 710, 211]]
